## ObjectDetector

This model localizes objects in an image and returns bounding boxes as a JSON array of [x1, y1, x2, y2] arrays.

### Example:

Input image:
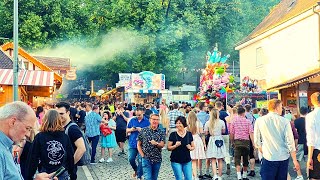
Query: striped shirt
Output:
[[230, 115, 253, 140], [168, 109, 185, 128]]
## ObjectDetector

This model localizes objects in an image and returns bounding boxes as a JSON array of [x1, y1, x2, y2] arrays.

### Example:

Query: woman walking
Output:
[[168, 116, 195, 180], [26, 109, 75, 180], [204, 109, 226, 180], [99, 111, 117, 163], [187, 111, 206, 180]]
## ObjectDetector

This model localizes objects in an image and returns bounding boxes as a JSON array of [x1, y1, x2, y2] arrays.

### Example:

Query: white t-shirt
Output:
[[204, 120, 225, 136]]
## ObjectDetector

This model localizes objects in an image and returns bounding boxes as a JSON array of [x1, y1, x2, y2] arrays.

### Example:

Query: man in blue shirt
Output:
[[85, 104, 106, 164], [196, 102, 210, 129], [0, 101, 55, 180], [126, 107, 150, 180]]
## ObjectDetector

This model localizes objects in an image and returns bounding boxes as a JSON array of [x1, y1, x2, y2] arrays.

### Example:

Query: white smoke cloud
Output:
[[32, 28, 149, 68]]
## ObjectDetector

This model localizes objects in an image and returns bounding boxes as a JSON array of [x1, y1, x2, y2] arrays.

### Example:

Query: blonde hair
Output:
[[187, 111, 198, 135], [268, 99, 282, 111], [208, 108, 219, 135], [159, 109, 169, 129], [39, 109, 65, 132], [25, 129, 36, 142]]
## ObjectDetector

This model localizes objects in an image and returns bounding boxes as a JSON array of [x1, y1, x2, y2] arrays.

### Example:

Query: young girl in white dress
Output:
[[204, 109, 226, 180], [187, 111, 206, 180]]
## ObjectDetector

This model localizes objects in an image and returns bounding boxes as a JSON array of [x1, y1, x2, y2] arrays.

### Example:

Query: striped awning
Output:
[[0, 69, 24, 85], [21, 70, 54, 86], [0, 69, 54, 86]]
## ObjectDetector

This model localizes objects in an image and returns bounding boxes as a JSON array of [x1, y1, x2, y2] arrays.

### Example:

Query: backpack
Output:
[[65, 122, 92, 166]]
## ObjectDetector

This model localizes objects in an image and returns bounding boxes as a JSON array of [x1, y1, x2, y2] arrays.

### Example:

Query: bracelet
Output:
[[17, 144, 24, 148]]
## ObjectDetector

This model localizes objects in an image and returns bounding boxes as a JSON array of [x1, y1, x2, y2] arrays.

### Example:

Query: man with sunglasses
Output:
[[0, 101, 56, 180], [126, 107, 150, 180]]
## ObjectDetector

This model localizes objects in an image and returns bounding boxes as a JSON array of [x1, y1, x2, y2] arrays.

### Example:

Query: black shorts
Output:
[[309, 149, 320, 179], [115, 129, 126, 143]]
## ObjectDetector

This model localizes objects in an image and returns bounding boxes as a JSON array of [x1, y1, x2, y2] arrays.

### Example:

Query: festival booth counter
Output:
[[116, 71, 171, 104]]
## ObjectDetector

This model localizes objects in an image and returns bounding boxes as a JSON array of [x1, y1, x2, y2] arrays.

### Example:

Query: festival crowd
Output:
[[1, 92, 320, 180]]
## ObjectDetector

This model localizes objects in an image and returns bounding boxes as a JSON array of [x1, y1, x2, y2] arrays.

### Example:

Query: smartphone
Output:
[[50, 166, 66, 179]]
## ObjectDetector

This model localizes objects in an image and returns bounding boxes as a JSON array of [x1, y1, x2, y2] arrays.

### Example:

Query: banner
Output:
[[118, 73, 132, 90], [131, 71, 165, 90]]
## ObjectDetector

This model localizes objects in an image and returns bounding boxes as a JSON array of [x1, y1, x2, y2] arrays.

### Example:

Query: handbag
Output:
[[100, 124, 112, 136], [215, 139, 224, 148]]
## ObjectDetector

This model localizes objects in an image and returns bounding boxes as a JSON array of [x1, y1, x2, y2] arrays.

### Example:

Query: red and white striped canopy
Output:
[[0, 69, 54, 86]]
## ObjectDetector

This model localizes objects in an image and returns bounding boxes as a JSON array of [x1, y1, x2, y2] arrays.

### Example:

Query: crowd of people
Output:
[[1, 92, 320, 180]]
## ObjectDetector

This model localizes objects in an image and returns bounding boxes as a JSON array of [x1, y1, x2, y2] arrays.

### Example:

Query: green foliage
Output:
[[0, 0, 280, 86]]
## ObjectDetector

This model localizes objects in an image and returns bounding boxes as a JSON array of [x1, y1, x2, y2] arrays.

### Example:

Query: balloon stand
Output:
[[195, 44, 235, 104]]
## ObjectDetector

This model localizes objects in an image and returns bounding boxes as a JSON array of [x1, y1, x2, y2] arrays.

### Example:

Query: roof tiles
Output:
[[237, 0, 319, 46]]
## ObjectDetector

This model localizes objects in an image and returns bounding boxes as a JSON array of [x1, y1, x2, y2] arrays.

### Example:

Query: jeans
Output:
[[142, 158, 161, 180], [128, 148, 143, 178], [260, 158, 289, 180], [171, 161, 192, 180], [87, 135, 99, 163]]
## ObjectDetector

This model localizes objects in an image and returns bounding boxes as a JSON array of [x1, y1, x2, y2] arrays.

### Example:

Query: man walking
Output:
[[0, 101, 55, 180], [168, 103, 185, 134], [127, 107, 150, 180], [294, 106, 308, 180], [254, 99, 300, 180], [230, 106, 254, 180], [56, 102, 86, 177], [137, 114, 166, 180], [306, 92, 320, 180], [244, 104, 256, 177], [113, 105, 129, 155], [85, 104, 104, 164]]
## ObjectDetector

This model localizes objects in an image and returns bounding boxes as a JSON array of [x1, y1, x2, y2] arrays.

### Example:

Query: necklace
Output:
[[177, 129, 186, 137]]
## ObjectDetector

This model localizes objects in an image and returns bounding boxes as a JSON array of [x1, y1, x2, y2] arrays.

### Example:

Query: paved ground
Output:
[[78, 144, 308, 180]]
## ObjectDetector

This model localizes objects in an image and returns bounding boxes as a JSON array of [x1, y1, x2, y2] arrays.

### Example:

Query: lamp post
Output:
[[13, 0, 19, 101]]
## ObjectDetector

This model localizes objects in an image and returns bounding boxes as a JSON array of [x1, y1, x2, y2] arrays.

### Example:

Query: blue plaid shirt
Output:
[[168, 109, 185, 128], [85, 111, 102, 137]]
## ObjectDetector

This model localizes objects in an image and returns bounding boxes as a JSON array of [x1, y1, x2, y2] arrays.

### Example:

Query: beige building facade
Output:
[[236, 0, 320, 112]]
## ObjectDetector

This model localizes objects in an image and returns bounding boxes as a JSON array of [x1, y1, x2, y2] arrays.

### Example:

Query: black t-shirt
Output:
[[219, 110, 229, 135], [144, 109, 153, 119], [65, 121, 83, 153], [294, 117, 306, 144], [78, 110, 86, 123], [169, 131, 193, 163], [69, 107, 78, 121], [26, 131, 75, 180], [115, 112, 129, 130]]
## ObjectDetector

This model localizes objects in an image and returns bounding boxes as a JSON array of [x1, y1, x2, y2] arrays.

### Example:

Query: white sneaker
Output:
[[106, 158, 113, 163], [98, 158, 105, 163], [295, 176, 304, 180]]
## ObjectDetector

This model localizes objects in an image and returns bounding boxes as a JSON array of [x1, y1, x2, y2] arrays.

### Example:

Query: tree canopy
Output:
[[0, 0, 280, 86]]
